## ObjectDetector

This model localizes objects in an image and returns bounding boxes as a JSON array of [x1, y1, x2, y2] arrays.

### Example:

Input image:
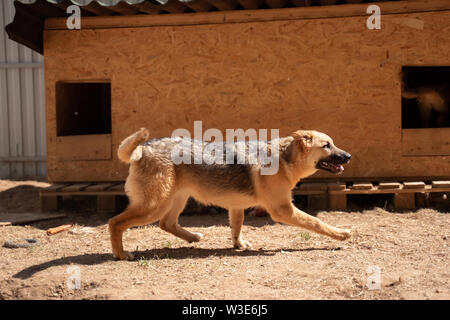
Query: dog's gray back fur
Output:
[[140, 137, 282, 196]]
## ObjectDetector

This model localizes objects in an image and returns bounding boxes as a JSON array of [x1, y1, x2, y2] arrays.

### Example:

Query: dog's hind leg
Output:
[[229, 208, 252, 249], [266, 201, 351, 241], [159, 195, 203, 243], [109, 202, 171, 260]]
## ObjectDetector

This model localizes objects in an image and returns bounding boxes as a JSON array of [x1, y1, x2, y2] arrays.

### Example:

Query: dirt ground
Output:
[[0, 179, 448, 300]]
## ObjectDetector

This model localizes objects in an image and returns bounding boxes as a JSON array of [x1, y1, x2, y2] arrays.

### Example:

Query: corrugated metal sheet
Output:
[[1, 0, 45, 178], [0, 0, 117, 178]]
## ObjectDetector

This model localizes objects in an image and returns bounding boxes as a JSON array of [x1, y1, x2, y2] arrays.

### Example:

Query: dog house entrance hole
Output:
[[401, 67, 450, 156], [401, 66, 450, 129], [56, 82, 111, 136]]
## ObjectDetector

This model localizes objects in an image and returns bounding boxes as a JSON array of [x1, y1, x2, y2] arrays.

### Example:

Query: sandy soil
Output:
[[0, 179, 448, 300]]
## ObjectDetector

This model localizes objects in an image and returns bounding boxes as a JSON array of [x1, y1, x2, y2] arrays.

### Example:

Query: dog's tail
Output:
[[117, 128, 150, 164]]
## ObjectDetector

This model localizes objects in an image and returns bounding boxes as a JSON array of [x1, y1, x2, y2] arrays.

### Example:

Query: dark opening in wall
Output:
[[401, 67, 450, 129], [56, 82, 111, 136]]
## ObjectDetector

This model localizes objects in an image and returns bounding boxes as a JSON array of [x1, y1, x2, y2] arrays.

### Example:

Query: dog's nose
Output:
[[344, 153, 351, 161]]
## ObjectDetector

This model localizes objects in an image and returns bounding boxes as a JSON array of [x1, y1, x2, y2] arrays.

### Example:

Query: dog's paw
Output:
[[113, 251, 135, 261], [233, 239, 252, 250], [188, 232, 203, 243], [337, 229, 352, 241]]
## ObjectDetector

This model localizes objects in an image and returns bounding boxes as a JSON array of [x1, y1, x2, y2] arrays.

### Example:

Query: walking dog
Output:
[[109, 128, 352, 260]]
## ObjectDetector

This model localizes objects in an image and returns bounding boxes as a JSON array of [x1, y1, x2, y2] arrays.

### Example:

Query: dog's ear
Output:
[[291, 130, 313, 150]]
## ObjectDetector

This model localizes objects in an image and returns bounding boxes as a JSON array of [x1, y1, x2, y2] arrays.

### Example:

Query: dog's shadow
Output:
[[13, 246, 341, 280]]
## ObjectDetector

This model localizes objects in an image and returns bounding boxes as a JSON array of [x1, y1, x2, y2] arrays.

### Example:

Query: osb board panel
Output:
[[44, 11, 450, 182], [55, 134, 112, 160], [402, 129, 450, 156]]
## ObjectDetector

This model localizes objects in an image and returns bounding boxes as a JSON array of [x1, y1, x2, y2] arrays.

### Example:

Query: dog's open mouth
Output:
[[316, 160, 345, 174]]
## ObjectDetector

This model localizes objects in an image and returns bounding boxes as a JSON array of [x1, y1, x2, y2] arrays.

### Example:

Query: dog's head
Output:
[[291, 130, 351, 176]]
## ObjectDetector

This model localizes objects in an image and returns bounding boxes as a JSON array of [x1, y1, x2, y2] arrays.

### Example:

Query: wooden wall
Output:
[[43, 10, 450, 182]]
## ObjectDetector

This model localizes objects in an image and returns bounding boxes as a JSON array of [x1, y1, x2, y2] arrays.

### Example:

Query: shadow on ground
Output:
[[12, 246, 342, 280]]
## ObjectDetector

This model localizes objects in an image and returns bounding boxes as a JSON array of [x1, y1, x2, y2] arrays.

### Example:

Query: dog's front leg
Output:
[[228, 208, 252, 249], [267, 202, 351, 241]]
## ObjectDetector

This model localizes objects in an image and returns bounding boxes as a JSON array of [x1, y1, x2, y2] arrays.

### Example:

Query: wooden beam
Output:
[[133, 1, 163, 15], [45, 0, 450, 30], [327, 182, 346, 191], [290, 0, 313, 7], [403, 181, 426, 189], [208, 0, 238, 11], [53, 0, 94, 16], [108, 2, 141, 15], [97, 195, 117, 213], [0, 212, 66, 225], [378, 182, 401, 190], [60, 183, 92, 193], [81, 1, 116, 16], [345, 0, 364, 3], [265, 0, 288, 9], [307, 194, 328, 211], [319, 0, 338, 5], [329, 194, 347, 210], [432, 181, 450, 188], [160, 0, 188, 13], [394, 193, 415, 210], [183, 0, 214, 12], [237, 0, 264, 10], [84, 183, 116, 192], [352, 183, 373, 190], [329, 185, 450, 195]]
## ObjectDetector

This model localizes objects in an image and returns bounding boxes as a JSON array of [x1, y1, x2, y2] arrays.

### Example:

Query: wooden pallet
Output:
[[40, 182, 125, 213], [293, 180, 450, 210], [40, 180, 450, 213]]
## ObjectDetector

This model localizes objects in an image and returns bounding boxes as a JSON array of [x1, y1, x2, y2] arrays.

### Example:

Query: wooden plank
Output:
[[307, 194, 328, 211], [55, 134, 112, 161], [432, 181, 450, 188], [328, 185, 450, 195], [40, 195, 59, 212], [290, 0, 313, 6], [238, 0, 264, 10], [0, 212, 66, 226], [97, 195, 116, 213], [133, 2, 162, 14], [265, 0, 288, 9], [327, 182, 346, 191], [183, 0, 214, 12], [403, 181, 426, 189], [394, 193, 415, 210], [108, 2, 141, 15], [40, 183, 70, 193], [378, 182, 401, 190], [45, 0, 450, 30], [109, 183, 125, 192], [294, 183, 327, 195], [84, 183, 116, 192], [352, 183, 373, 190], [299, 183, 328, 191], [208, 0, 238, 11], [160, 0, 187, 13], [319, 0, 338, 5], [329, 194, 347, 210], [60, 183, 92, 193], [402, 128, 450, 156], [82, 2, 116, 16]]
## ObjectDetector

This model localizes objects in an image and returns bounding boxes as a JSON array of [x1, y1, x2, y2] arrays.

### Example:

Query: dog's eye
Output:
[[323, 142, 330, 149]]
